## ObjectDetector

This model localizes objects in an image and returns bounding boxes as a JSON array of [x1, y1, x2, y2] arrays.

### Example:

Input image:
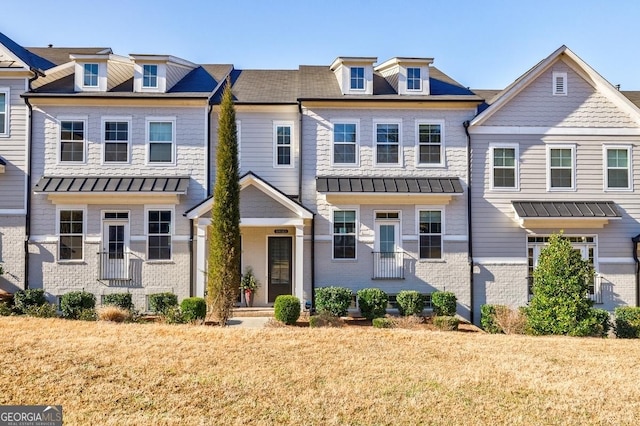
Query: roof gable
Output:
[[0, 33, 55, 71]]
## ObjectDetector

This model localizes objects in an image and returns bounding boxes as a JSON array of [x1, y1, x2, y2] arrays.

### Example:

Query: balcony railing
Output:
[[527, 274, 602, 304], [98, 251, 131, 281], [372, 251, 405, 279]]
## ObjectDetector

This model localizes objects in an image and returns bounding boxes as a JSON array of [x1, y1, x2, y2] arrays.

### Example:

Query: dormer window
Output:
[[143, 65, 158, 88], [83, 64, 99, 87], [350, 67, 365, 90], [407, 67, 421, 91], [553, 72, 567, 95]]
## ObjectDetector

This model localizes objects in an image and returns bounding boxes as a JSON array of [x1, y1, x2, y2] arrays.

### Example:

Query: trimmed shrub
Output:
[[432, 291, 457, 316], [433, 315, 459, 331], [480, 304, 503, 334], [14, 289, 47, 314], [372, 317, 395, 328], [274, 295, 301, 325], [315, 287, 352, 317], [162, 306, 186, 324], [396, 290, 424, 316], [97, 306, 131, 323], [148, 292, 178, 314], [60, 291, 96, 320], [614, 306, 640, 338], [309, 312, 344, 328], [102, 293, 134, 311], [181, 297, 207, 322], [24, 303, 58, 318], [591, 308, 611, 337], [0, 301, 12, 316], [357, 288, 388, 320]]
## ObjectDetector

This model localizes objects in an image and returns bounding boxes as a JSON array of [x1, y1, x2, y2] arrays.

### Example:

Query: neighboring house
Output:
[[299, 57, 483, 320], [23, 45, 230, 309], [468, 46, 640, 323], [0, 33, 55, 294]]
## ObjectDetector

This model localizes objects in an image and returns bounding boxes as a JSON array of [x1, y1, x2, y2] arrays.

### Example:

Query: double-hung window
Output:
[[147, 209, 172, 260], [58, 209, 84, 261], [548, 145, 575, 190], [0, 88, 7, 136], [419, 210, 442, 259], [333, 210, 356, 259], [417, 122, 443, 166], [605, 146, 631, 190], [407, 67, 421, 91], [147, 119, 174, 164], [332, 122, 358, 165], [274, 123, 292, 167], [83, 63, 99, 87], [60, 120, 86, 162], [491, 144, 519, 190], [103, 119, 130, 163], [350, 67, 365, 90], [143, 65, 158, 88], [375, 122, 400, 165]]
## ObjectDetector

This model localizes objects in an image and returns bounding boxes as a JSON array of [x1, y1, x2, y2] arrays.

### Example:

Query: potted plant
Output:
[[240, 267, 260, 307]]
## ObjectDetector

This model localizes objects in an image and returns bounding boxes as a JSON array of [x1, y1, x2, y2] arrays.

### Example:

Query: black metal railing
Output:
[[527, 274, 602, 304], [98, 251, 131, 281], [372, 251, 405, 279]]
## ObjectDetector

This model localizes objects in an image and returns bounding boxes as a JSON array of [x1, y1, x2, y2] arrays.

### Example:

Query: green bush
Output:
[[372, 317, 395, 328], [60, 291, 96, 320], [357, 288, 388, 320], [24, 304, 58, 318], [102, 293, 134, 311], [481, 304, 505, 334], [162, 306, 186, 324], [614, 306, 640, 338], [315, 287, 352, 317], [591, 308, 611, 337], [433, 315, 459, 331], [274, 295, 300, 325], [396, 291, 424, 316], [309, 312, 344, 328], [0, 301, 12, 316], [180, 297, 207, 322], [432, 291, 457, 316], [148, 292, 178, 314], [14, 289, 47, 314]]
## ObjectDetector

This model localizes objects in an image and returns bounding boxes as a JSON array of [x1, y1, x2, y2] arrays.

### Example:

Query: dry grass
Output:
[[2, 317, 640, 425], [97, 306, 131, 323]]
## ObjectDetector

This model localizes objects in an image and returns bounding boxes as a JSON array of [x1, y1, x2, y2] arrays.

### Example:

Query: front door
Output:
[[374, 218, 401, 278], [268, 237, 292, 303], [101, 219, 130, 280]]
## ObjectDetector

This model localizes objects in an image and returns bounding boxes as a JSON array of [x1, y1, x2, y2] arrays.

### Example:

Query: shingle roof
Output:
[[213, 69, 300, 104], [0, 33, 56, 71], [623, 91, 640, 108], [512, 201, 620, 218], [0, 157, 6, 166], [26, 47, 111, 66], [34, 176, 190, 193], [316, 177, 463, 194], [169, 66, 219, 93]]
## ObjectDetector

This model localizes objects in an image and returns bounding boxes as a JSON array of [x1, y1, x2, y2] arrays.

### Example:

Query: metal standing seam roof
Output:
[[512, 201, 620, 218], [33, 176, 190, 193], [316, 177, 463, 194]]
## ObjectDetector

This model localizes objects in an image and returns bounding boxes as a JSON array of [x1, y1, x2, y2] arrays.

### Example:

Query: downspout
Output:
[[189, 219, 194, 297], [633, 235, 640, 307], [463, 120, 474, 324], [206, 103, 213, 196], [297, 102, 303, 202], [311, 213, 316, 313]]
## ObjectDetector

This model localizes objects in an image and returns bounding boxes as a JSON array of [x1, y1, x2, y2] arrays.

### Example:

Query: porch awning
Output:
[[512, 200, 621, 229]]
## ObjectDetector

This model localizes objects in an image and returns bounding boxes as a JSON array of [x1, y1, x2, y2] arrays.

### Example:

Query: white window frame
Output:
[[83, 63, 99, 88], [143, 64, 159, 88], [416, 206, 445, 261], [407, 67, 421, 91], [603, 144, 632, 191], [331, 206, 359, 261], [331, 119, 359, 166], [144, 205, 175, 262], [373, 119, 402, 167], [58, 116, 88, 164], [546, 144, 576, 191], [56, 205, 87, 262], [0, 87, 9, 137], [415, 120, 445, 167], [350, 66, 365, 91], [101, 116, 132, 164], [489, 143, 520, 191], [146, 117, 176, 165], [553, 72, 567, 96], [273, 121, 294, 168]]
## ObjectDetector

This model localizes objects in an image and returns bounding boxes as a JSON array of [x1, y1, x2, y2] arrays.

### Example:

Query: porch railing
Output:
[[527, 274, 602, 304], [98, 251, 131, 281], [372, 251, 405, 279]]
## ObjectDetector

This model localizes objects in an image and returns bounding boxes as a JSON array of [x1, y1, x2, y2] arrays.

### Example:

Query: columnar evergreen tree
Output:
[[207, 80, 241, 326]]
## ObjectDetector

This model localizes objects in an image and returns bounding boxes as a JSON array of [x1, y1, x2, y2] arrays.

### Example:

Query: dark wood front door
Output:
[[268, 237, 292, 303]]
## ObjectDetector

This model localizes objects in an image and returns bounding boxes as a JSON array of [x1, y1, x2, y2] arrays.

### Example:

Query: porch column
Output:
[[196, 223, 208, 298], [295, 224, 305, 309]]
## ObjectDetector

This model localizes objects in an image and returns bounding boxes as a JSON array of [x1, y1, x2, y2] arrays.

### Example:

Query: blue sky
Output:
[[3, 0, 639, 89]]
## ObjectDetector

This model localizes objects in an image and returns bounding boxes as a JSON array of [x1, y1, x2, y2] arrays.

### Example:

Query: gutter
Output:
[[463, 120, 474, 324]]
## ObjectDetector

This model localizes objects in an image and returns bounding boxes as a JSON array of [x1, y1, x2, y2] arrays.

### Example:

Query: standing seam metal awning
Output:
[[316, 177, 463, 193], [33, 176, 190, 193]]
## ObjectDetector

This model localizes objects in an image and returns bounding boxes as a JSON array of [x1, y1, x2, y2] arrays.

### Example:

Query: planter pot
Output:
[[244, 290, 254, 307]]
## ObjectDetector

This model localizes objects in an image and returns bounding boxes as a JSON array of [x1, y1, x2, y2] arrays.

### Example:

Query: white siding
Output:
[[0, 78, 27, 210]]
